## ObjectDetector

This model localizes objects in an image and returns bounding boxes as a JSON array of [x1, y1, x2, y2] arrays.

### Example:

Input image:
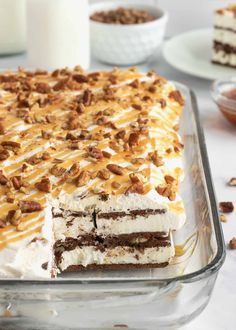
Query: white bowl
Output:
[[90, 0, 168, 66]]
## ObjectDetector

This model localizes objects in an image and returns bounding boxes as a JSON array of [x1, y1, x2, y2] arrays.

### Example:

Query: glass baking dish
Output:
[[0, 83, 225, 330]]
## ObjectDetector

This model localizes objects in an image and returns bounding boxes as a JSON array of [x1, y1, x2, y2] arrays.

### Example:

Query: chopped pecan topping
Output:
[[53, 78, 69, 91], [129, 172, 143, 184], [45, 115, 56, 123], [27, 155, 41, 165], [102, 150, 112, 158], [66, 132, 77, 140], [95, 116, 108, 125], [156, 184, 176, 201], [73, 74, 89, 83], [35, 177, 51, 193], [148, 151, 164, 167], [220, 214, 227, 223], [131, 157, 145, 165], [0, 122, 5, 135], [131, 104, 142, 110], [82, 89, 93, 106], [1, 141, 21, 150], [6, 193, 15, 203], [76, 103, 85, 114], [97, 169, 110, 180], [41, 152, 51, 160], [10, 176, 23, 190], [35, 82, 51, 94], [70, 140, 81, 150], [128, 132, 139, 147], [0, 171, 8, 185], [129, 79, 139, 88], [68, 163, 80, 176], [148, 85, 156, 93], [219, 202, 234, 213], [50, 165, 66, 177], [74, 170, 90, 187], [126, 182, 145, 194], [107, 164, 124, 175], [87, 146, 103, 159], [169, 90, 185, 106], [164, 175, 176, 185], [19, 200, 43, 213], [111, 181, 121, 189], [115, 130, 126, 140], [41, 130, 53, 139], [228, 178, 236, 186], [6, 209, 22, 226], [229, 237, 236, 250], [158, 99, 166, 109]]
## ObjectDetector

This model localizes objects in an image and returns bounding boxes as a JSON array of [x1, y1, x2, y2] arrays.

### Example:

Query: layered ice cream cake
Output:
[[212, 4, 236, 67], [0, 67, 185, 278]]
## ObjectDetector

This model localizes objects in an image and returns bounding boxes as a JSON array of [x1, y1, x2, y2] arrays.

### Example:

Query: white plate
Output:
[[163, 28, 236, 80]]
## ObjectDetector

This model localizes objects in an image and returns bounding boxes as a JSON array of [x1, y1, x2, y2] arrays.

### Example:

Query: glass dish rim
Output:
[[0, 85, 226, 287]]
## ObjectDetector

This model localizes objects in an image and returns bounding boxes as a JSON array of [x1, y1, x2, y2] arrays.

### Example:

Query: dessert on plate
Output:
[[212, 4, 236, 67], [0, 67, 185, 278]]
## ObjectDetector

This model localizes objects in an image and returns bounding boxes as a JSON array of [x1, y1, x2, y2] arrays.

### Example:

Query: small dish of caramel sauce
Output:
[[212, 79, 236, 126]]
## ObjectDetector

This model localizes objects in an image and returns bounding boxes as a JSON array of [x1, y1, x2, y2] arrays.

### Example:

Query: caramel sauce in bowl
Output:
[[212, 78, 236, 126]]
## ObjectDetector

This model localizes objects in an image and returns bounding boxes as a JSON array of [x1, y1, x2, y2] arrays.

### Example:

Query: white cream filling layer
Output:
[[214, 29, 236, 47], [214, 12, 236, 31], [212, 49, 236, 66], [58, 245, 175, 271]]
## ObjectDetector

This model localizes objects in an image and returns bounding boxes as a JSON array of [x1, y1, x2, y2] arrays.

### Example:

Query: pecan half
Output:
[[73, 74, 89, 83], [35, 177, 51, 193], [19, 200, 43, 213], [115, 130, 126, 140], [74, 170, 90, 187], [11, 176, 23, 190], [129, 172, 143, 184], [219, 202, 234, 213], [0, 122, 5, 135], [35, 82, 51, 94], [131, 104, 142, 110], [68, 163, 80, 176], [102, 150, 112, 158], [82, 89, 93, 106], [1, 141, 21, 150], [111, 181, 121, 189], [27, 155, 41, 165], [148, 151, 164, 167], [107, 164, 124, 175], [0, 171, 8, 185]]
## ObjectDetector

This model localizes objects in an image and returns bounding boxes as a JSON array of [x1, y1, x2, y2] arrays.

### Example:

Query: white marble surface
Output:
[[0, 51, 235, 330]]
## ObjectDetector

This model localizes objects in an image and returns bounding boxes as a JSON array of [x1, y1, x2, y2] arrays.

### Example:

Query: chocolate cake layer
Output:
[[63, 262, 169, 272], [214, 26, 236, 33], [213, 41, 236, 54], [97, 208, 166, 220]]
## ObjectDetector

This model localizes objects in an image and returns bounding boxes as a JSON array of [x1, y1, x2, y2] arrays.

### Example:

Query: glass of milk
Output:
[[0, 0, 26, 55], [27, 0, 90, 70]]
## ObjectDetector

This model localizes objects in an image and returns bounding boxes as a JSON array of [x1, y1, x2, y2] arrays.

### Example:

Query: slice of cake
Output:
[[0, 67, 185, 278], [212, 4, 236, 67]]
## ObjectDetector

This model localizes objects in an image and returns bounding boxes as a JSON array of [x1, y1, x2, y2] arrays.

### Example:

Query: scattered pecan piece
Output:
[[131, 104, 142, 110], [35, 177, 51, 193], [158, 99, 167, 109], [19, 200, 43, 213], [76, 103, 85, 114], [229, 237, 236, 250], [115, 130, 126, 140], [128, 132, 139, 147], [129, 172, 143, 184], [6, 193, 15, 203], [1, 141, 21, 150], [50, 165, 66, 177], [131, 157, 145, 165], [66, 132, 77, 140], [87, 146, 103, 159], [111, 181, 121, 189], [82, 89, 93, 106], [126, 182, 145, 194], [68, 163, 80, 176], [35, 82, 51, 94], [129, 79, 139, 88], [74, 170, 90, 187], [220, 214, 227, 223], [228, 178, 236, 186], [0, 171, 8, 185], [97, 169, 110, 180], [164, 175, 176, 185], [156, 184, 176, 201], [41, 152, 51, 160], [6, 209, 22, 226], [219, 202, 234, 213], [41, 130, 53, 139], [10, 176, 23, 190], [102, 150, 112, 158], [148, 151, 164, 167], [169, 90, 185, 106], [0, 122, 5, 135], [70, 141, 81, 150], [27, 155, 41, 165], [107, 164, 124, 175], [148, 85, 156, 93], [73, 74, 89, 83]]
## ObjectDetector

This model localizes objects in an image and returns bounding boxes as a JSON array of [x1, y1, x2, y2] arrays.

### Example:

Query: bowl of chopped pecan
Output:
[[90, 0, 168, 65]]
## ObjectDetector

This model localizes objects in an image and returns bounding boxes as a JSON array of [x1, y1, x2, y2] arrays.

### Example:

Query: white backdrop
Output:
[[90, 0, 230, 36]]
